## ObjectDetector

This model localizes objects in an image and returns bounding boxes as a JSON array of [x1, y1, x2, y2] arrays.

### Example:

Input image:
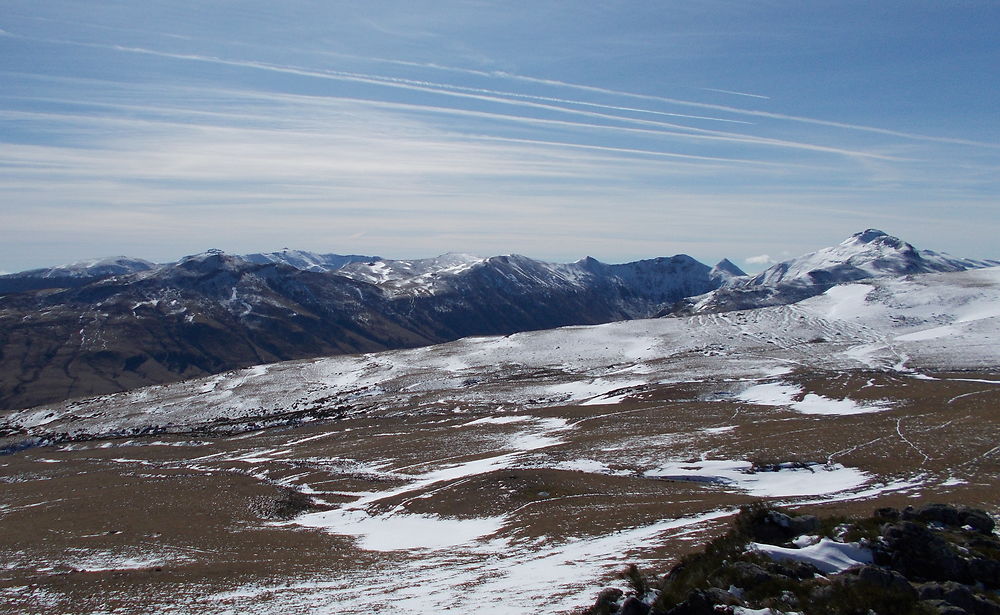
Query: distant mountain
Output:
[[667, 229, 1000, 315], [0, 249, 728, 410], [2, 232, 992, 411], [242, 249, 379, 273], [0, 256, 157, 293]]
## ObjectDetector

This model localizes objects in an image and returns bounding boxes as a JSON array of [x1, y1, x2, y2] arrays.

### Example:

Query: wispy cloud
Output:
[[700, 88, 771, 100], [2, 7, 998, 270], [0, 30, 939, 161], [745, 254, 776, 265]]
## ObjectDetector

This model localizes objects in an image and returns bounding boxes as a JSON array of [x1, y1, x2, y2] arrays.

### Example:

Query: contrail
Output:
[[700, 88, 771, 100], [3, 30, 982, 155], [493, 72, 1000, 149]]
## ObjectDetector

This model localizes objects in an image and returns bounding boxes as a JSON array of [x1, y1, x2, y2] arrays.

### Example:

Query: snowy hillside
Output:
[[8, 266, 1000, 440], [671, 229, 1000, 315], [242, 249, 378, 273], [3, 267, 999, 615], [2, 231, 995, 411], [747, 229, 997, 287], [0, 249, 730, 410], [0, 256, 157, 293]]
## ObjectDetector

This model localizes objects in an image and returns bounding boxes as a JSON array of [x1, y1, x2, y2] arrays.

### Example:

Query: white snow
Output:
[[749, 537, 873, 574], [643, 460, 870, 497], [205, 509, 737, 615], [737, 382, 889, 416], [295, 508, 506, 551], [291, 415, 570, 551]]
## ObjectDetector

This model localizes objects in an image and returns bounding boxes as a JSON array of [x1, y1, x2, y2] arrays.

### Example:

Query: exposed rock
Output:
[[585, 587, 624, 615], [724, 561, 773, 587], [922, 599, 972, 615], [969, 557, 1000, 588], [700, 587, 741, 607], [762, 558, 820, 581], [959, 508, 996, 534], [663, 590, 714, 615], [905, 503, 963, 526], [874, 506, 902, 521], [619, 596, 651, 615], [882, 521, 969, 583], [847, 565, 917, 598], [587, 505, 1000, 615], [745, 510, 819, 545], [918, 581, 1000, 615]]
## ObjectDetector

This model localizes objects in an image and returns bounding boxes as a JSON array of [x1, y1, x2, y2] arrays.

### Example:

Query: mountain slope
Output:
[[6, 264, 1000, 441], [668, 229, 999, 315], [0, 250, 726, 410], [1, 230, 992, 411], [0, 256, 157, 294], [242, 249, 378, 273]]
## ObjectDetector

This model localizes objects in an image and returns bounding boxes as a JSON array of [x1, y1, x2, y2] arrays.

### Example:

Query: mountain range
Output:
[[0, 230, 994, 411]]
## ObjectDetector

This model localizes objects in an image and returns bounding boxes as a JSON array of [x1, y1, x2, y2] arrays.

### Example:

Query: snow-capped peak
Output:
[[243, 250, 379, 273], [849, 228, 892, 244], [748, 230, 933, 288], [5, 256, 158, 280], [711, 258, 747, 281]]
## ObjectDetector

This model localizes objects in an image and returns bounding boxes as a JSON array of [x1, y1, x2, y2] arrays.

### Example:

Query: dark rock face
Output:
[[849, 565, 917, 599]]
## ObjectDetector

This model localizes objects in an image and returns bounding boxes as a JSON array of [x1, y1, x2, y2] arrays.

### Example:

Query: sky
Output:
[[2, 0, 999, 273]]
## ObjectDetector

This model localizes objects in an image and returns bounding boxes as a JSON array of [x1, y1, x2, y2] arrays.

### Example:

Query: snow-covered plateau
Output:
[[1, 265, 999, 615]]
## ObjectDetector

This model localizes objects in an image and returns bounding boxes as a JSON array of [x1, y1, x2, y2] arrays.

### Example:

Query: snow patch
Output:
[[644, 460, 869, 497], [750, 537, 873, 574], [738, 382, 889, 415], [295, 509, 506, 551]]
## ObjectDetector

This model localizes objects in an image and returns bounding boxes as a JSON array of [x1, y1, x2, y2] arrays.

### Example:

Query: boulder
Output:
[[918, 581, 1000, 615], [663, 589, 715, 615], [619, 596, 651, 615], [958, 508, 996, 535], [882, 521, 969, 583], [748, 511, 820, 544], [921, 599, 971, 615], [725, 561, 774, 587], [969, 558, 1000, 588], [851, 565, 917, 599], [764, 559, 820, 581], [874, 506, 901, 521], [586, 587, 624, 615], [909, 503, 962, 527]]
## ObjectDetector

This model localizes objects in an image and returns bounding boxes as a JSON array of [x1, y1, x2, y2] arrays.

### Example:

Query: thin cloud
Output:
[[701, 88, 771, 100], [493, 73, 1000, 150], [0, 30, 926, 162]]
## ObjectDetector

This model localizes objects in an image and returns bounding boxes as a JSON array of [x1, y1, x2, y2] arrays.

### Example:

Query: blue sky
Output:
[[2, 0, 999, 272]]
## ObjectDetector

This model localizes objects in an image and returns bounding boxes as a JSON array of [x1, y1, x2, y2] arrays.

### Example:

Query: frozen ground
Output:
[[1, 267, 999, 613], [7, 267, 1000, 439]]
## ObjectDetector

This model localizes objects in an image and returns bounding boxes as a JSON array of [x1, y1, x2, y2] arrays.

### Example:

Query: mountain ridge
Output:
[[0, 248, 731, 411], [1, 230, 995, 412]]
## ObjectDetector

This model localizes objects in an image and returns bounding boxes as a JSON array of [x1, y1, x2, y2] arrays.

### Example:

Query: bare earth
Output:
[[1, 369, 997, 614]]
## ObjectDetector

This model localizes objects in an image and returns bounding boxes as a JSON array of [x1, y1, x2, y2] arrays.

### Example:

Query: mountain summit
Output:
[[669, 230, 999, 315]]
